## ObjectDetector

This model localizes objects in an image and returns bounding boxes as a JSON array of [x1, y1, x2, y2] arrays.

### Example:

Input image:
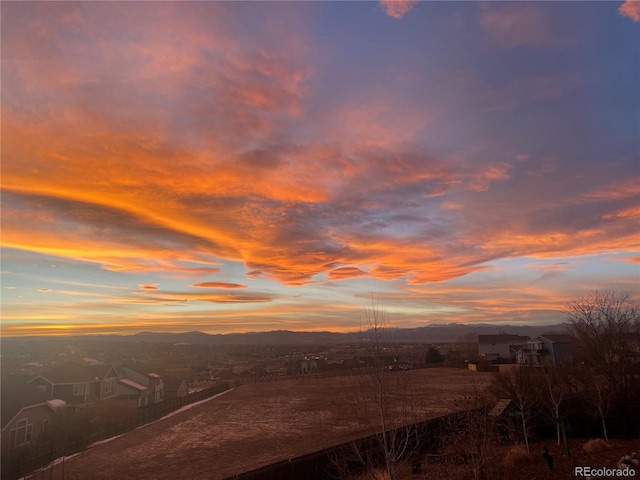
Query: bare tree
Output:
[[566, 290, 639, 391], [456, 382, 495, 480], [571, 365, 613, 441], [492, 368, 534, 453], [537, 366, 571, 447], [336, 296, 423, 480], [591, 373, 612, 441]]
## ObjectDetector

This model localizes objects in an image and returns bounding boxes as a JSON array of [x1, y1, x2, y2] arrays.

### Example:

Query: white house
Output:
[[515, 334, 575, 365], [478, 334, 529, 362]]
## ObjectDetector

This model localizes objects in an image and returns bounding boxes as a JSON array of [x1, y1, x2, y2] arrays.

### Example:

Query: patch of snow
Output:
[[89, 434, 123, 447], [137, 388, 234, 428], [20, 453, 81, 479]]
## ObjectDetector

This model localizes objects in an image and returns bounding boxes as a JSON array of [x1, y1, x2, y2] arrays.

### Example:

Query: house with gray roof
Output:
[[1, 379, 65, 453], [28, 362, 119, 406], [116, 366, 164, 407], [539, 334, 574, 365], [515, 334, 575, 365]]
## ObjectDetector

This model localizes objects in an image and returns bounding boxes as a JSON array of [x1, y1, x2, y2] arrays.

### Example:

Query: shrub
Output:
[[503, 445, 536, 468], [583, 438, 614, 453], [350, 468, 392, 480]]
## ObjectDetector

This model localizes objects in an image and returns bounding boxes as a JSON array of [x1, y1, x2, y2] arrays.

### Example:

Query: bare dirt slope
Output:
[[39, 368, 490, 480]]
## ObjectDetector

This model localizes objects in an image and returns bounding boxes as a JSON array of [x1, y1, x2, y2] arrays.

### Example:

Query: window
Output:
[[73, 384, 85, 396], [10, 418, 33, 448], [104, 379, 116, 394]]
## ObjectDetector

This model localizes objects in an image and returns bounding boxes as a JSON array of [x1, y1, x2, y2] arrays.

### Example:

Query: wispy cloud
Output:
[[113, 291, 274, 305], [191, 282, 247, 289], [480, 3, 553, 48], [380, 0, 419, 19]]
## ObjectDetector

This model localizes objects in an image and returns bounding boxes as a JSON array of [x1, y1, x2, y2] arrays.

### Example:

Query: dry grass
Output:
[[38, 368, 491, 480], [502, 445, 536, 468], [583, 438, 614, 453]]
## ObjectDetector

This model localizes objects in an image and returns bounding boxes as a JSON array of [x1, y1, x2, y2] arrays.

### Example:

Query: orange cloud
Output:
[[619, 0, 640, 21], [327, 267, 368, 281], [138, 284, 159, 291], [380, 0, 419, 19], [245, 270, 263, 280], [111, 291, 274, 305], [0, 3, 554, 290], [191, 282, 247, 289], [581, 179, 640, 202], [601, 206, 640, 220]]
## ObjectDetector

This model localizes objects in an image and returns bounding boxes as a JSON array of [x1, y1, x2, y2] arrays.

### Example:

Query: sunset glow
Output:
[[2, 1, 638, 337]]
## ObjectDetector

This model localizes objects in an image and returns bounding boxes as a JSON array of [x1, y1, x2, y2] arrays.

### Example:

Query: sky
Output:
[[1, 1, 639, 337]]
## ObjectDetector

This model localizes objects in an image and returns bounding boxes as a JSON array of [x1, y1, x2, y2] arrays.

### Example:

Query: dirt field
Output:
[[34, 368, 491, 480]]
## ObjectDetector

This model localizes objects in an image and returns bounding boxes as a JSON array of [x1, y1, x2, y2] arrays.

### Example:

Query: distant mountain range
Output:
[[6, 323, 569, 345]]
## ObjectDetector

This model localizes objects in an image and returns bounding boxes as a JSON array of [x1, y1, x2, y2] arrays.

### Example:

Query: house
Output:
[[163, 376, 189, 399], [28, 362, 119, 407], [286, 356, 322, 375], [477, 334, 529, 363], [514, 335, 574, 365], [1, 379, 65, 452], [539, 334, 574, 365], [515, 337, 546, 366], [117, 366, 164, 407]]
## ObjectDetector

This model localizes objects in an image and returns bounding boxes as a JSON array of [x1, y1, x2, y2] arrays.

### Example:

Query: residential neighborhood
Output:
[[2, 313, 639, 480], [2, 359, 174, 453], [1, 326, 581, 457]]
